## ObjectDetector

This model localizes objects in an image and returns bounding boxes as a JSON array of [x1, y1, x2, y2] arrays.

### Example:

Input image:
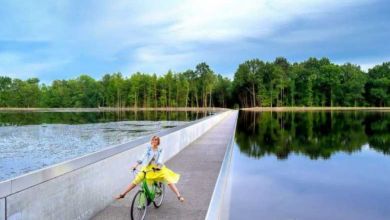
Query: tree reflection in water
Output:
[[0, 110, 212, 126], [236, 111, 390, 159]]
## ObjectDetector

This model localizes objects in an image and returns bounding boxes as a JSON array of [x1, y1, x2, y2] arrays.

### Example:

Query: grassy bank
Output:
[[241, 107, 390, 112]]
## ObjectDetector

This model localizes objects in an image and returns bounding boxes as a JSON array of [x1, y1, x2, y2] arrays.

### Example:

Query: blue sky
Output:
[[0, 0, 389, 83]]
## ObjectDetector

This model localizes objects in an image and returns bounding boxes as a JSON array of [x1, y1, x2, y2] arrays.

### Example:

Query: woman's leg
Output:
[[116, 171, 144, 199], [116, 183, 137, 199], [167, 183, 184, 202]]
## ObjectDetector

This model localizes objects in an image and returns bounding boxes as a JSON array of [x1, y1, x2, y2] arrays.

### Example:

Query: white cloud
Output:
[[153, 0, 371, 42], [0, 0, 379, 78], [121, 0, 373, 73], [0, 52, 70, 79], [124, 45, 198, 74], [271, 27, 354, 44]]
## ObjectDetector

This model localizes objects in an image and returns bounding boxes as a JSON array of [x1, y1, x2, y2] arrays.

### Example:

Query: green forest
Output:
[[0, 57, 389, 108]]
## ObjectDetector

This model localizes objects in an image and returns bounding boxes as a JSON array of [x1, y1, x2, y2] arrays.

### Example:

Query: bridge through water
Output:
[[92, 111, 238, 220], [0, 110, 238, 220]]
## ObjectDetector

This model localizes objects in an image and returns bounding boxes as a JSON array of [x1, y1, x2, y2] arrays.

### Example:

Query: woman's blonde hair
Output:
[[151, 136, 160, 145]]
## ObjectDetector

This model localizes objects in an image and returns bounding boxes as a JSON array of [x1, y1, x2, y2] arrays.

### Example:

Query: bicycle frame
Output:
[[130, 168, 166, 220], [133, 169, 160, 204]]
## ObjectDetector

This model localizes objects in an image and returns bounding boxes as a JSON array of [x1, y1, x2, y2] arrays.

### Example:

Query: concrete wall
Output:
[[0, 198, 5, 220], [0, 110, 232, 220]]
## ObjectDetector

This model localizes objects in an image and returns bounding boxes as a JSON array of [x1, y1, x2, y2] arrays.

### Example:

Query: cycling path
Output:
[[92, 110, 238, 220]]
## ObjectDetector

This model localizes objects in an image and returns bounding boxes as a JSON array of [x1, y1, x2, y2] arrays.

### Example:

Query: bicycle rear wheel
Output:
[[153, 182, 166, 208], [131, 191, 148, 220]]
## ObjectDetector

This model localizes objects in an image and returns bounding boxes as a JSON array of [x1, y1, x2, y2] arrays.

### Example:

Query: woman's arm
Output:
[[131, 162, 139, 170], [156, 148, 164, 169], [135, 147, 150, 168]]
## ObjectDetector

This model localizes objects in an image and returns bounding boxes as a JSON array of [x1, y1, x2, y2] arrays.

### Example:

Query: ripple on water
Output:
[[0, 120, 187, 181]]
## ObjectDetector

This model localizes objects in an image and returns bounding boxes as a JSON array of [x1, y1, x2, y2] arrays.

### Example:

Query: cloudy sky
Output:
[[0, 0, 389, 82]]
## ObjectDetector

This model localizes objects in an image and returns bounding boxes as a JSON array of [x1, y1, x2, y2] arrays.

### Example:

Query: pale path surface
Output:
[[92, 111, 238, 220]]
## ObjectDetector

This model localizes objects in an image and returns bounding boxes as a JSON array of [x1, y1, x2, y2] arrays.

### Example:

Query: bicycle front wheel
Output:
[[153, 182, 166, 208], [131, 191, 148, 220]]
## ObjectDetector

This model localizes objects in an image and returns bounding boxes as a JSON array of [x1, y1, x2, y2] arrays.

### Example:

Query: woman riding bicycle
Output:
[[116, 135, 185, 202]]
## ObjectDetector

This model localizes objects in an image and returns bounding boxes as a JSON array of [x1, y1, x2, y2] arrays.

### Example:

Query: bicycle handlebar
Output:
[[131, 167, 161, 175]]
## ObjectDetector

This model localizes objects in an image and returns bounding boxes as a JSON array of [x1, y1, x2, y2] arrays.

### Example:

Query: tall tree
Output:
[[365, 62, 390, 106], [195, 63, 215, 107], [0, 76, 12, 107]]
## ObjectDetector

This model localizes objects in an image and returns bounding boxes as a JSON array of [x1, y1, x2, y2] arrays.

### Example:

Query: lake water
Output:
[[0, 111, 212, 181], [228, 111, 390, 220]]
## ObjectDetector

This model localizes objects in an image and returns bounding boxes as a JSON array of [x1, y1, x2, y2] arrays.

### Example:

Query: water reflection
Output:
[[229, 111, 390, 220], [0, 110, 212, 126], [0, 110, 213, 181], [236, 111, 390, 159]]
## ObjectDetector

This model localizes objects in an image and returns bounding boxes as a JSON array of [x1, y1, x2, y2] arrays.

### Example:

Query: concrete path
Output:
[[92, 110, 238, 220]]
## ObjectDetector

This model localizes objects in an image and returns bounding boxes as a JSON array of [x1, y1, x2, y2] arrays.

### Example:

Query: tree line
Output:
[[0, 58, 389, 108]]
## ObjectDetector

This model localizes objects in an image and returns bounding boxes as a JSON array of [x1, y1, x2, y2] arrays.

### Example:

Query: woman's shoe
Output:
[[177, 195, 185, 202], [115, 193, 126, 200]]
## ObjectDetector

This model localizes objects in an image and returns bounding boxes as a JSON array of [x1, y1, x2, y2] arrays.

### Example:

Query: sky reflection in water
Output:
[[229, 111, 390, 220]]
